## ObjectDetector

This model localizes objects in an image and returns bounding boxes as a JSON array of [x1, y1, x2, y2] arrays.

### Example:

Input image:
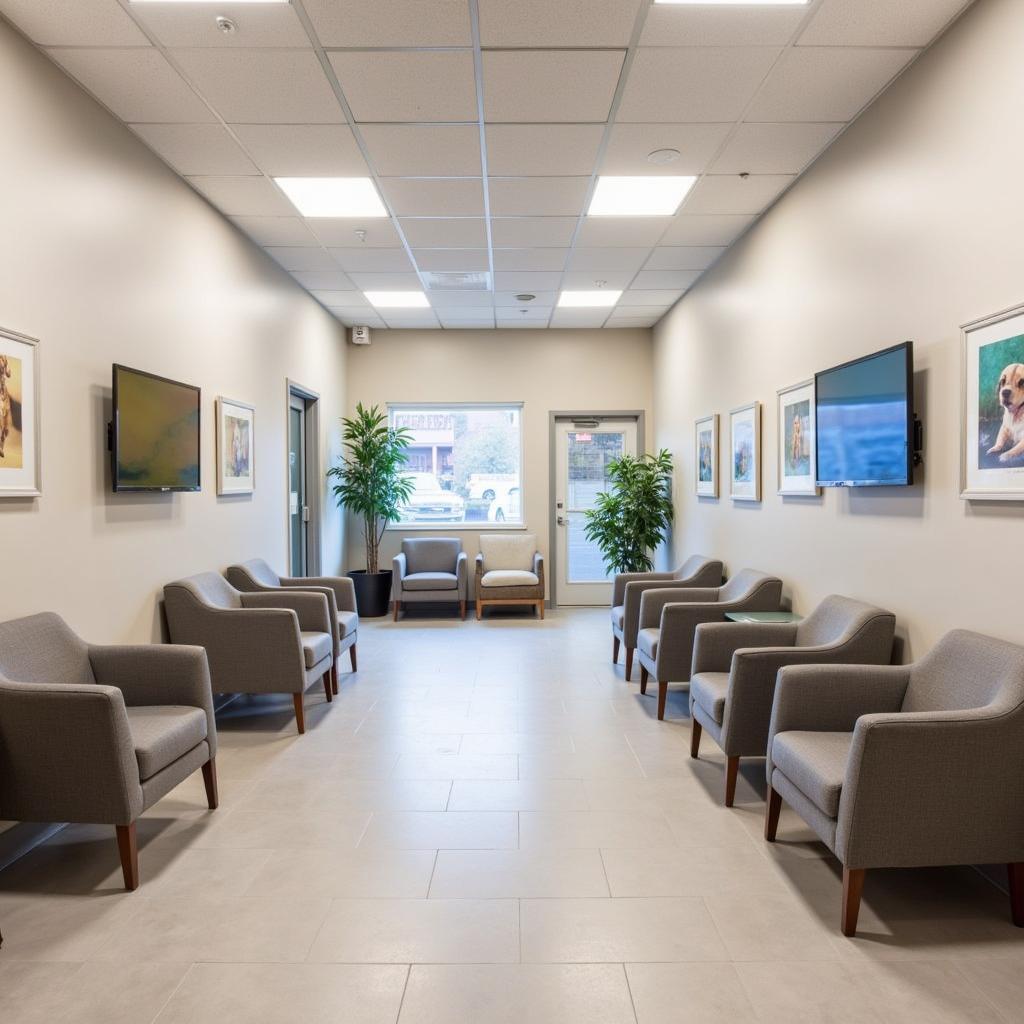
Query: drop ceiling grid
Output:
[[2, 0, 976, 330]]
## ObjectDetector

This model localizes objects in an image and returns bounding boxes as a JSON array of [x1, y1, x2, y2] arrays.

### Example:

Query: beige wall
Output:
[[345, 328, 653, 596], [0, 20, 348, 643], [653, 0, 1024, 659]]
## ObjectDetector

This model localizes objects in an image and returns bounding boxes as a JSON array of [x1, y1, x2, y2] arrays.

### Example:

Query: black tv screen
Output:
[[112, 365, 200, 492], [815, 342, 913, 487]]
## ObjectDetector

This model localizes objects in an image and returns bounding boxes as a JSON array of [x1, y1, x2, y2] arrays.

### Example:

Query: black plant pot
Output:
[[348, 569, 393, 618]]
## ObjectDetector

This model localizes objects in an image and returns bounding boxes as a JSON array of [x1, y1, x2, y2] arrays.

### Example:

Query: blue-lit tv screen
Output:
[[815, 343, 913, 487]]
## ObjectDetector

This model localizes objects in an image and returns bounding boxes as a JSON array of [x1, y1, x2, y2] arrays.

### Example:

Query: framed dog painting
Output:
[[0, 327, 41, 498], [961, 303, 1024, 500], [695, 413, 719, 498], [777, 380, 818, 496], [216, 397, 254, 496], [729, 401, 761, 502]]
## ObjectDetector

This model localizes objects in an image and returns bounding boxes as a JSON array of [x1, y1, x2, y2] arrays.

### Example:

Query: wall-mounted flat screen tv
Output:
[[815, 342, 914, 487], [112, 364, 200, 492]]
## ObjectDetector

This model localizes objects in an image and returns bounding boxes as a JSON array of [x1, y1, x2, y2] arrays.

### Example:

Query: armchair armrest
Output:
[[392, 552, 408, 600], [240, 590, 331, 635], [651, 601, 730, 681], [613, 571, 675, 607], [456, 551, 469, 598], [280, 574, 356, 614], [692, 621, 798, 675], [638, 587, 719, 630], [619, 579, 684, 647]]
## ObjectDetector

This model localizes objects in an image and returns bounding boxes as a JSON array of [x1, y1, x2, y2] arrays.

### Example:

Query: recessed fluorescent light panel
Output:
[[588, 176, 696, 217], [364, 291, 430, 309], [654, 1, 807, 6], [557, 290, 623, 309], [275, 178, 387, 218]]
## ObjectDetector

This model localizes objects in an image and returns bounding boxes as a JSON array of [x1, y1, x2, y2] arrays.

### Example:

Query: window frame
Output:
[[385, 401, 527, 532]]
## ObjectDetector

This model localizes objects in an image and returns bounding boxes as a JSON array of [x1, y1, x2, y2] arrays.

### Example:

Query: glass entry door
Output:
[[554, 418, 639, 606], [288, 397, 307, 575]]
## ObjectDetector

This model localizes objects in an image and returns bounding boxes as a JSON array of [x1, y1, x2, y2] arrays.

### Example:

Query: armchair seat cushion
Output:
[[125, 705, 207, 781], [612, 605, 625, 631], [690, 671, 729, 724], [300, 630, 333, 669], [403, 571, 459, 592], [638, 627, 659, 660], [481, 569, 539, 588], [771, 730, 853, 818], [337, 611, 358, 638]]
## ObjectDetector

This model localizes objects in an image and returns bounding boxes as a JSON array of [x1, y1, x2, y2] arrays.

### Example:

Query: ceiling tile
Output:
[[379, 179, 484, 217], [485, 125, 604, 176], [660, 214, 755, 246], [265, 246, 338, 272], [442, 321, 497, 330], [328, 308, 384, 327], [493, 291, 557, 308], [232, 216, 318, 246], [482, 50, 625, 123], [382, 314, 442, 328], [329, 51, 477, 123], [682, 174, 794, 216], [311, 218, 403, 246], [414, 250, 490, 272], [231, 124, 369, 176], [640, 5, 807, 47], [1, 0, 148, 45], [490, 218, 578, 248], [422, 291, 490, 309], [601, 123, 732, 176], [631, 269, 701, 291], [400, 219, 488, 248], [348, 272, 423, 291], [303, 0, 471, 45], [131, 3, 310, 48], [606, 316, 659, 328], [711, 123, 843, 175], [613, 305, 671, 319], [436, 307, 497, 319], [478, 0, 643, 47], [550, 309, 610, 329], [618, 47, 780, 123], [492, 249, 569, 272], [746, 47, 918, 122], [576, 217, 671, 247], [171, 48, 343, 124], [488, 178, 590, 218], [644, 246, 725, 271], [799, 0, 970, 47], [561, 269, 635, 290], [311, 289, 371, 308], [47, 48, 215, 123], [360, 125, 481, 177], [493, 272, 563, 292], [187, 175, 294, 216], [292, 270, 356, 291], [567, 248, 650, 273], [328, 248, 415, 272], [497, 319, 550, 329], [621, 289, 683, 307], [130, 123, 257, 175]]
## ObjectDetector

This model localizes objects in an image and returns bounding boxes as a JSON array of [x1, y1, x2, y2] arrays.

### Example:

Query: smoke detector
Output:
[[215, 16, 237, 34], [647, 148, 680, 166], [515, 293, 536, 302]]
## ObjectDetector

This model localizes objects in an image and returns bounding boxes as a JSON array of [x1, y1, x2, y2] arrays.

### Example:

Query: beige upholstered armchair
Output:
[[163, 571, 334, 734], [636, 568, 783, 720], [611, 555, 723, 680], [392, 537, 469, 620], [475, 533, 544, 619], [765, 630, 1024, 936], [0, 612, 217, 891], [689, 595, 896, 805], [226, 558, 359, 690]]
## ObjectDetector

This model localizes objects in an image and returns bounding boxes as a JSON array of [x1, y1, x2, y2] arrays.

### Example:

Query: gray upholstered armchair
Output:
[[226, 558, 359, 689], [636, 568, 783, 720], [611, 555, 724, 680], [391, 537, 468, 621], [689, 595, 896, 805], [764, 630, 1024, 936], [163, 572, 334, 735], [0, 612, 217, 891]]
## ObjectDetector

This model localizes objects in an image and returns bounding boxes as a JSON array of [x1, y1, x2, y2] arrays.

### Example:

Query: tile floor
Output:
[[1, 607, 1023, 1023]]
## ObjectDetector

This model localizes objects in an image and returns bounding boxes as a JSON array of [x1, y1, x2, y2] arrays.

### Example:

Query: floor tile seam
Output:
[[146, 960, 197, 1024]]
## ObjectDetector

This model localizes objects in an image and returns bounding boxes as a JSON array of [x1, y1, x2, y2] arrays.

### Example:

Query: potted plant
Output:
[[328, 403, 414, 617], [583, 449, 674, 573]]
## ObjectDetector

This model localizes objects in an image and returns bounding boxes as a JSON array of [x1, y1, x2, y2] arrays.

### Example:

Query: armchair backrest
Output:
[[0, 612, 94, 686], [403, 537, 461, 574], [903, 629, 1024, 714], [719, 568, 779, 604], [227, 558, 281, 590], [677, 554, 723, 585], [479, 533, 537, 571], [796, 595, 896, 653], [165, 572, 243, 611]]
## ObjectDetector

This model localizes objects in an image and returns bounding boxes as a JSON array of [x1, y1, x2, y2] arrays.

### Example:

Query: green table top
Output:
[[724, 611, 803, 623]]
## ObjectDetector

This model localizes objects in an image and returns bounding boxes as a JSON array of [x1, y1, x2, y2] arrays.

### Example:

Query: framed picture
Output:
[[216, 396, 254, 496], [729, 401, 761, 502], [777, 380, 818, 496], [695, 413, 719, 497], [0, 327, 41, 498], [961, 302, 1024, 500]]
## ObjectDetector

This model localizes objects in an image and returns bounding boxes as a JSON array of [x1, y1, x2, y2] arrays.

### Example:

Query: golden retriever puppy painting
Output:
[[987, 363, 1024, 463]]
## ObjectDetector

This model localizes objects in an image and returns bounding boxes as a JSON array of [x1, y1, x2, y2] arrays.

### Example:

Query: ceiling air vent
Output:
[[422, 271, 492, 291]]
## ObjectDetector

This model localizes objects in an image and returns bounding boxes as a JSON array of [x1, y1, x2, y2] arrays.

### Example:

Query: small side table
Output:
[[724, 611, 803, 623]]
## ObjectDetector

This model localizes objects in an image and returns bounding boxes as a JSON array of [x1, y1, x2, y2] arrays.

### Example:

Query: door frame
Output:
[[548, 410, 645, 610], [286, 379, 322, 576]]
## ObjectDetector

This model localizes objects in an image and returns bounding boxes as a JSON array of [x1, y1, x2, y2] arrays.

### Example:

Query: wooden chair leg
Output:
[[201, 757, 219, 810], [393, 600, 400, 622], [476, 598, 482, 619], [625, 648, 634, 681], [690, 720, 702, 759], [657, 681, 667, 721], [323, 670, 333, 702], [538, 600, 545, 620], [292, 693, 306, 734], [841, 867, 866, 937], [639, 665, 648, 695], [332, 662, 339, 693], [460, 600, 466, 621], [613, 636, 620, 663], [116, 822, 139, 891], [764, 786, 782, 842], [1008, 863, 1024, 927], [725, 756, 740, 807], [348, 644, 357, 673]]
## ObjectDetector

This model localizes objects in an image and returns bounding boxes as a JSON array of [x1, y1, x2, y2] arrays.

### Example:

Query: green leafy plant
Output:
[[583, 450, 674, 574], [328, 403, 414, 575]]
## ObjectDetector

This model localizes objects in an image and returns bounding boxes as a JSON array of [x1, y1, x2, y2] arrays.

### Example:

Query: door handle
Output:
[[557, 515, 565, 526]]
